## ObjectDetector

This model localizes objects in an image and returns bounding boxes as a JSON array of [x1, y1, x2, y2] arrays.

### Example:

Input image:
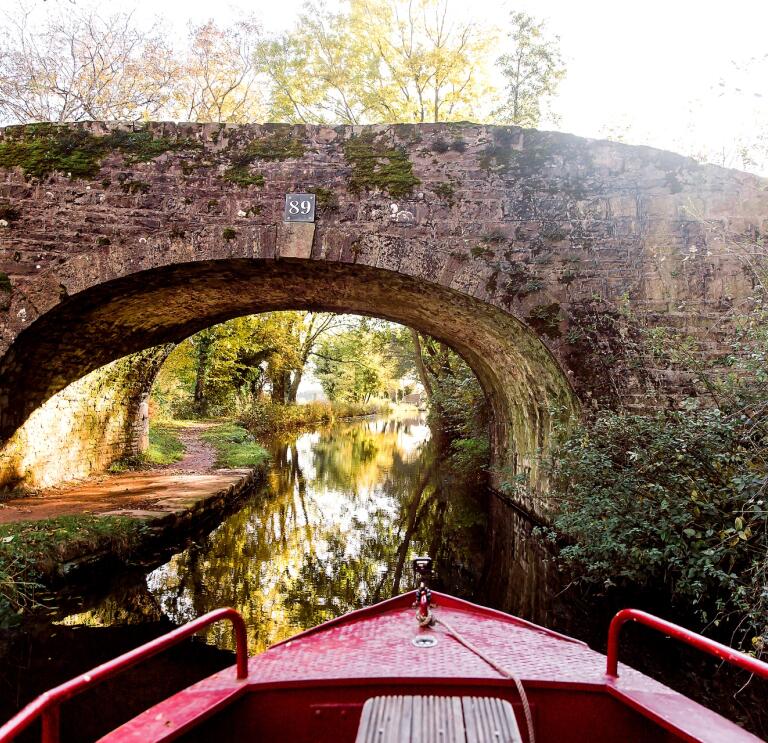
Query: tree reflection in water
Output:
[[130, 413, 488, 654]]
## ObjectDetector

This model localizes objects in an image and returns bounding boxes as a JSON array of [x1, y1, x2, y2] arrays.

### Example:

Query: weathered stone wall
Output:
[[0, 347, 169, 489], [0, 121, 765, 513]]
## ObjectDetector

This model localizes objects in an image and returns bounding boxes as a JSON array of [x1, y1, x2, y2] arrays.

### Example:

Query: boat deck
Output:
[[100, 593, 763, 743], [355, 695, 523, 743]]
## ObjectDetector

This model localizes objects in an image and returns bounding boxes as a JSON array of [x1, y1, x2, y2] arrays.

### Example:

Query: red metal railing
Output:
[[0, 607, 248, 743], [606, 608, 768, 680]]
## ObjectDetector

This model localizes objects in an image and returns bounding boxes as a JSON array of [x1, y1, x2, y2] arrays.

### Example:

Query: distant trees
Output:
[[0, 0, 565, 129], [154, 312, 357, 416], [0, 6, 175, 123], [173, 19, 264, 124], [0, 4, 265, 125], [492, 11, 565, 127], [254, 0, 494, 124], [313, 319, 398, 403]]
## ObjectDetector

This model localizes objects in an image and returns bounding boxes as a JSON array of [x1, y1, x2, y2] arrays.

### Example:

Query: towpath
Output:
[[0, 423, 250, 524]]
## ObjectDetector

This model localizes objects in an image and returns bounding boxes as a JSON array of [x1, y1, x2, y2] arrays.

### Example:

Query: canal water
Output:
[[1, 412, 765, 739]]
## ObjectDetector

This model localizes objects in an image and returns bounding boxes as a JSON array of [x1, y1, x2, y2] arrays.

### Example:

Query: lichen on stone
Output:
[[343, 133, 420, 198]]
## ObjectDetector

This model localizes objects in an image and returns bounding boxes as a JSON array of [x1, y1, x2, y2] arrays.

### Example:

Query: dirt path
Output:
[[161, 422, 217, 474], [0, 423, 244, 525]]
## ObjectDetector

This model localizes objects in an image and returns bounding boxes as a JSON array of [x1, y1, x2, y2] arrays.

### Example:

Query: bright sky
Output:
[[30, 0, 768, 173]]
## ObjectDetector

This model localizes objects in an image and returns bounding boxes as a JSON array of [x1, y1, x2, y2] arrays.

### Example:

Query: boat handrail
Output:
[[606, 608, 768, 680], [0, 607, 248, 743]]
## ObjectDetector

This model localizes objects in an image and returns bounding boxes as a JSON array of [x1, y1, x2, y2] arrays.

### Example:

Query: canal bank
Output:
[[0, 421, 270, 622]]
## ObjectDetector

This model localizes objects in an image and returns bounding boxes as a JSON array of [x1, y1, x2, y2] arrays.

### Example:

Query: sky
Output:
[[15, 0, 768, 174]]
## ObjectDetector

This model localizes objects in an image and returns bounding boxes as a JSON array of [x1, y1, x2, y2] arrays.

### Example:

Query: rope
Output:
[[433, 615, 536, 743]]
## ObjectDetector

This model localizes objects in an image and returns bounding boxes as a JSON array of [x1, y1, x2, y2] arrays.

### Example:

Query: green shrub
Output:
[[535, 408, 767, 650]]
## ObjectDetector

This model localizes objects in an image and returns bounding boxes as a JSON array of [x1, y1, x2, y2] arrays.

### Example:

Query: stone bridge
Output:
[[0, 121, 765, 517]]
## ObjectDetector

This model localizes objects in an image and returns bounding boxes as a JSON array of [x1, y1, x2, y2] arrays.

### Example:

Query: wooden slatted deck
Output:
[[355, 695, 523, 743]]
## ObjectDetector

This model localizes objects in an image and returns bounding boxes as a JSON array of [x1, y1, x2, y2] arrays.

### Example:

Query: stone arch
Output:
[[0, 256, 577, 515]]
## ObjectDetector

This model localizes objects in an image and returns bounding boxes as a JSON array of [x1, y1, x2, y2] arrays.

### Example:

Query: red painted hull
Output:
[[2, 592, 765, 742], [103, 593, 764, 742]]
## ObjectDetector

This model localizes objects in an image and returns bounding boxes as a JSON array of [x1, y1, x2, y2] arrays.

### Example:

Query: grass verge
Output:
[[146, 423, 185, 464], [200, 423, 269, 469], [109, 421, 186, 472], [0, 515, 145, 622]]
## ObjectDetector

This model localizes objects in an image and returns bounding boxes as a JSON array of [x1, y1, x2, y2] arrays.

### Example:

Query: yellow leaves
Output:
[[256, 0, 498, 125], [171, 18, 266, 124]]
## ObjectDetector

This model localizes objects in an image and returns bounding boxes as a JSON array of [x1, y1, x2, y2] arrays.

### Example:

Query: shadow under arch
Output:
[[0, 258, 578, 509]]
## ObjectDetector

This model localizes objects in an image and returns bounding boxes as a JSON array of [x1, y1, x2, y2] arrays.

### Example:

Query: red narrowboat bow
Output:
[[1, 590, 766, 742]]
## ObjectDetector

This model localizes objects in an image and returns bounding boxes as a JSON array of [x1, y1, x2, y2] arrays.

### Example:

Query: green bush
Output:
[[537, 408, 767, 650]]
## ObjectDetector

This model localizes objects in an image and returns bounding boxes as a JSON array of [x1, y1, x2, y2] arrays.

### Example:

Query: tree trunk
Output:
[[271, 371, 287, 404], [193, 334, 214, 415], [410, 328, 433, 400], [287, 369, 303, 403]]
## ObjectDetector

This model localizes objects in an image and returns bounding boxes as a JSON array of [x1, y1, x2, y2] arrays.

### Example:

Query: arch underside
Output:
[[0, 259, 576, 504]]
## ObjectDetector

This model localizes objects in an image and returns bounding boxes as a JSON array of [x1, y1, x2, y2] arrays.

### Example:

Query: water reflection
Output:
[[21, 414, 768, 737], [62, 414, 487, 654]]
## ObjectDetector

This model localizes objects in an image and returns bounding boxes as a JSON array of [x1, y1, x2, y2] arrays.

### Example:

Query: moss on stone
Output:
[[0, 272, 11, 293], [223, 165, 264, 188], [102, 128, 199, 164], [540, 222, 569, 242], [478, 127, 520, 171], [119, 179, 150, 195], [526, 302, 563, 339], [343, 133, 420, 198], [308, 186, 339, 213], [470, 245, 494, 259], [0, 124, 199, 180], [223, 227, 237, 241], [499, 263, 545, 303], [242, 130, 305, 161], [0, 124, 105, 179], [219, 129, 304, 189], [431, 138, 450, 154]]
